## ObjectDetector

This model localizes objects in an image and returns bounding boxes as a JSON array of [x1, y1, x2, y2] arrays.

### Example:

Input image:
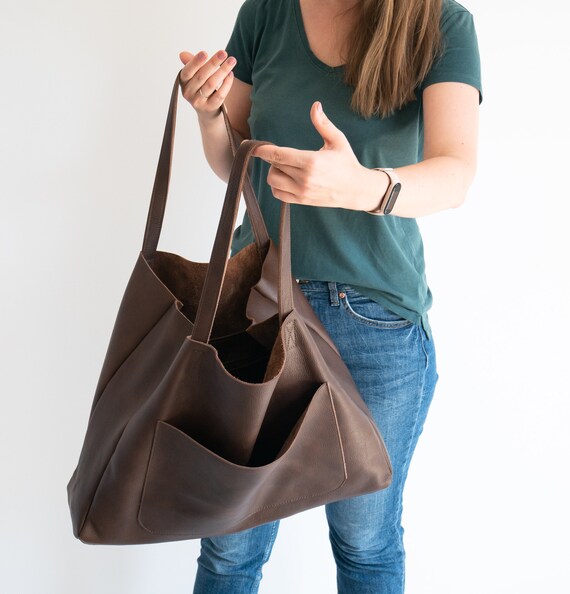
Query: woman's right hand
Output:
[[179, 50, 237, 121]]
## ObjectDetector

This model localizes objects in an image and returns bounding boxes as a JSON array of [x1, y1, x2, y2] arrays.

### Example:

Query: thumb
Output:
[[311, 101, 348, 148]]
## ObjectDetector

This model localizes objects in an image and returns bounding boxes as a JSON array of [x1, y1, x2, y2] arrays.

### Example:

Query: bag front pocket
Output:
[[137, 382, 347, 538]]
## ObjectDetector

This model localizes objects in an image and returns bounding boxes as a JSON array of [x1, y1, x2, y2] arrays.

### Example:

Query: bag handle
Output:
[[141, 70, 270, 260], [191, 138, 295, 344]]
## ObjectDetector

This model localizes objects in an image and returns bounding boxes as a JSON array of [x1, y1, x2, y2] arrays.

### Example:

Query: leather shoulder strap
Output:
[[191, 139, 294, 344], [142, 70, 270, 260]]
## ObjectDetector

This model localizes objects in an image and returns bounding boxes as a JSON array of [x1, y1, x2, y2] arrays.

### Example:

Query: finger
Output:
[[180, 50, 209, 86], [179, 51, 194, 65], [203, 70, 234, 107], [263, 161, 299, 177], [198, 56, 236, 99], [184, 50, 230, 97], [253, 145, 311, 169], [270, 186, 298, 204], [267, 166, 301, 196], [272, 182, 320, 206]]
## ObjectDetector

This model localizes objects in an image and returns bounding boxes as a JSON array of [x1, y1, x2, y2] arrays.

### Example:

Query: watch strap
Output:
[[368, 168, 401, 216]]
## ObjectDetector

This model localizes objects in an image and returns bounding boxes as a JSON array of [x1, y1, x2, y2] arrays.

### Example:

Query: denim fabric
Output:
[[193, 280, 439, 594]]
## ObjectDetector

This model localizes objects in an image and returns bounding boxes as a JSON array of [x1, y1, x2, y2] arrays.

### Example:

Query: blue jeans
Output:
[[193, 280, 439, 594]]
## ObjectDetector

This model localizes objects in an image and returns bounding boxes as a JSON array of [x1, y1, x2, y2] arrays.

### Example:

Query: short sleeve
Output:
[[420, 9, 483, 104], [224, 0, 259, 85]]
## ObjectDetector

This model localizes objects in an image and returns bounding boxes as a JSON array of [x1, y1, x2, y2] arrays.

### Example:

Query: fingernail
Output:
[[197, 51, 206, 60], [217, 50, 227, 60], [317, 102, 322, 113]]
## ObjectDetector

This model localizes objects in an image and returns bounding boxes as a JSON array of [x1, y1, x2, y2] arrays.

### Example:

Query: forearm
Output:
[[357, 156, 477, 218], [197, 110, 244, 183]]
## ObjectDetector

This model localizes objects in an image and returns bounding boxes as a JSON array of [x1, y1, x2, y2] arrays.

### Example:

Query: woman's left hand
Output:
[[251, 102, 372, 211]]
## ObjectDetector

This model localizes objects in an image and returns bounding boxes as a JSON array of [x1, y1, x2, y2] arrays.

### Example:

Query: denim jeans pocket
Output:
[[340, 289, 413, 329]]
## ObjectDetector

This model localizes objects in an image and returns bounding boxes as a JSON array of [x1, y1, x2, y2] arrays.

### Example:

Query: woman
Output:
[[179, 0, 482, 591]]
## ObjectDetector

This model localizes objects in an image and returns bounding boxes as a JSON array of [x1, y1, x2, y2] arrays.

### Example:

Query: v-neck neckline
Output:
[[292, 0, 346, 74]]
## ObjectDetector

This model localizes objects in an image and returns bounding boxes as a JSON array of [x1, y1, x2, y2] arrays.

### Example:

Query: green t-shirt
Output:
[[225, 0, 483, 341]]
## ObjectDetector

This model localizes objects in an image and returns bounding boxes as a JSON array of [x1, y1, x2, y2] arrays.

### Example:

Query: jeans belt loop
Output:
[[328, 281, 340, 307]]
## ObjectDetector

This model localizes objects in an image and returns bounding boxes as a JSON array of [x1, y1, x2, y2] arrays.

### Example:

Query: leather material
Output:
[[66, 69, 393, 545]]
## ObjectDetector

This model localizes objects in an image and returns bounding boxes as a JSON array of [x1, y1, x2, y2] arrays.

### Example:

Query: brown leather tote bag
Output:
[[66, 70, 393, 545]]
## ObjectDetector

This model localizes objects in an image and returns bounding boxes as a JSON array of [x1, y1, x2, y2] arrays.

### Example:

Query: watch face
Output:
[[383, 183, 401, 215]]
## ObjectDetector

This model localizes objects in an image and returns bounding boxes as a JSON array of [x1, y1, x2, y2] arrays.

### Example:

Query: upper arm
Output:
[[419, 6, 482, 181], [422, 81, 480, 177], [224, 76, 252, 140], [223, 0, 259, 140]]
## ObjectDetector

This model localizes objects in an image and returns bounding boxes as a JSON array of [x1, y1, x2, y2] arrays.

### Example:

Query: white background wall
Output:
[[1, 1, 568, 592]]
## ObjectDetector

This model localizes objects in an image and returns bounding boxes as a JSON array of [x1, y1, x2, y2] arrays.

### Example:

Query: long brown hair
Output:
[[336, 0, 444, 118]]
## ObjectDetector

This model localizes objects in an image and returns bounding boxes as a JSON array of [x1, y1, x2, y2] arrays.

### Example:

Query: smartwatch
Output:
[[368, 168, 402, 216]]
